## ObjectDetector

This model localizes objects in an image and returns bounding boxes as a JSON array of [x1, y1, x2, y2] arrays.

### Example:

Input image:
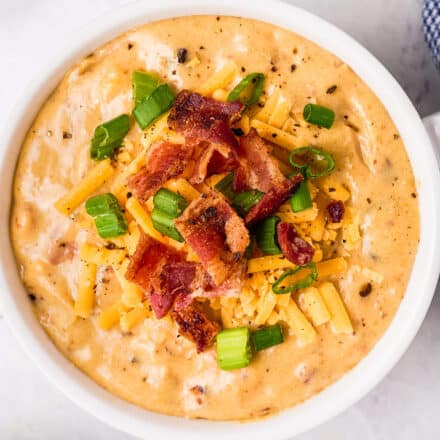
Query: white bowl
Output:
[[1, 1, 440, 438]]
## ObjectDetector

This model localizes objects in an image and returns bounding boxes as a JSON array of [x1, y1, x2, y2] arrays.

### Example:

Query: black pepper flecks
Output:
[[62, 131, 72, 139], [28, 293, 37, 302], [326, 85, 337, 94], [359, 283, 372, 297], [290, 64, 297, 72], [177, 48, 188, 64]]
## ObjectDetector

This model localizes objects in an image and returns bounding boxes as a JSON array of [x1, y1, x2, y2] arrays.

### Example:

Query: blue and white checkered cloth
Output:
[[423, 0, 440, 71]]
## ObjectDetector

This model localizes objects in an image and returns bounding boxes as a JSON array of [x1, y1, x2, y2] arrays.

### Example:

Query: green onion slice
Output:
[[85, 193, 128, 238], [132, 71, 158, 105], [272, 262, 318, 294], [216, 327, 252, 370], [289, 146, 335, 179], [251, 324, 284, 351], [227, 73, 265, 107], [255, 216, 281, 255], [303, 103, 335, 129], [85, 193, 120, 217], [214, 172, 236, 200], [233, 190, 264, 213], [90, 114, 130, 161], [153, 188, 188, 218], [94, 212, 128, 239], [215, 173, 264, 214], [290, 179, 313, 212], [133, 84, 175, 130], [151, 208, 184, 242]]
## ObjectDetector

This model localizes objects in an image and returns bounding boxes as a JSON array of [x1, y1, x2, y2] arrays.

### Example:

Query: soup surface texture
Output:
[[10, 16, 419, 420]]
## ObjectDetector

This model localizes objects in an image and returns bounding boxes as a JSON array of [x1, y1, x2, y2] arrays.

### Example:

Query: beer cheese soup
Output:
[[10, 16, 419, 420]]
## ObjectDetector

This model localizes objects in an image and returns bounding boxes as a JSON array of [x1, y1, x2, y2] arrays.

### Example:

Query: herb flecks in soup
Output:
[[10, 16, 419, 420]]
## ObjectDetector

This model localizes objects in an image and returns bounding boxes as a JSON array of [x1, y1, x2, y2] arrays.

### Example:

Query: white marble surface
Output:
[[1, 0, 439, 439]]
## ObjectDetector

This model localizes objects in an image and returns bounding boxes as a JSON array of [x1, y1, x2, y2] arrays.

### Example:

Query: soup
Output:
[[10, 16, 419, 420]]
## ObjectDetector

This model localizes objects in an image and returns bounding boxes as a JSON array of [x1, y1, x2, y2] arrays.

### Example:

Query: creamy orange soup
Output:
[[10, 16, 419, 420]]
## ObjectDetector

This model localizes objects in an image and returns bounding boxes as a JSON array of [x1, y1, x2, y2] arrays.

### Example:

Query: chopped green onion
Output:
[[132, 71, 158, 105], [153, 188, 188, 217], [133, 84, 175, 130], [290, 180, 313, 212], [216, 327, 252, 370], [256, 216, 281, 255], [90, 114, 130, 160], [227, 73, 265, 107], [272, 262, 318, 294], [233, 190, 264, 213], [289, 146, 335, 179], [85, 193, 128, 238], [214, 173, 264, 214], [214, 172, 235, 200], [151, 208, 184, 242], [94, 212, 128, 239], [85, 193, 120, 217], [303, 103, 335, 129], [251, 324, 284, 351]]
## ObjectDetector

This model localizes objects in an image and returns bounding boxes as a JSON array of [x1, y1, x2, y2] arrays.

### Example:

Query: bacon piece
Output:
[[168, 90, 243, 141], [276, 222, 314, 266], [327, 200, 345, 223], [192, 261, 246, 298], [172, 302, 219, 352], [148, 292, 177, 319], [191, 142, 239, 184], [125, 234, 196, 318], [127, 141, 192, 201], [168, 91, 244, 184], [236, 128, 286, 192], [232, 166, 249, 192], [245, 174, 303, 225], [175, 191, 250, 286], [174, 291, 194, 311]]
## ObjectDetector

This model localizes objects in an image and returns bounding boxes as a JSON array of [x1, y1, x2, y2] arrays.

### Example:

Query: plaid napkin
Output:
[[423, 0, 440, 71]]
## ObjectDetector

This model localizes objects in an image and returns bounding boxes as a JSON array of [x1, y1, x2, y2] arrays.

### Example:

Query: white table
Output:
[[1, 0, 439, 438]]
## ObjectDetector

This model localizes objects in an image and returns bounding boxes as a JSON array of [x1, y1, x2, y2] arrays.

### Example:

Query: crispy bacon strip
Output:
[[172, 301, 219, 352], [127, 141, 193, 201], [125, 234, 196, 318], [148, 292, 177, 319], [245, 174, 303, 225], [191, 142, 239, 184], [236, 128, 286, 192], [168, 91, 243, 184], [327, 200, 345, 223], [175, 191, 249, 286], [232, 166, 248, 192], [168, 90, 243, 141], [276, 222, 314, 265]]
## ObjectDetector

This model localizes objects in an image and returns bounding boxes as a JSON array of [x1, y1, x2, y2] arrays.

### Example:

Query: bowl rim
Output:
[[1, 0, 440, 439]]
